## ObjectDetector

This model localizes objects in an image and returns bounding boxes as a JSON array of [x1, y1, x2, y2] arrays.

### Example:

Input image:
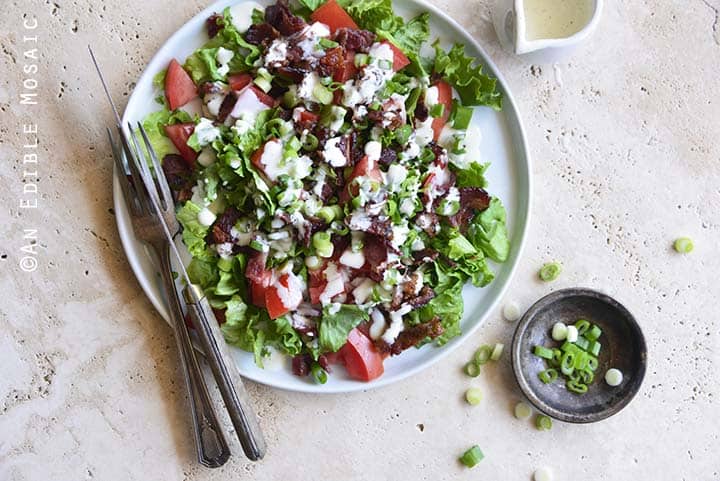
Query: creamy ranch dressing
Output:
[[523, 0, 594, 41]]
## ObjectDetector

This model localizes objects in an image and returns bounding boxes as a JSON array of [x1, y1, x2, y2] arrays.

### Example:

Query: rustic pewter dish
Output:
[[511, 288, 647, 423]]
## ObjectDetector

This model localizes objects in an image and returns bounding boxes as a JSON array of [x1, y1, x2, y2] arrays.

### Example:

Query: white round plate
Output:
[[115, 0, 531, 393]]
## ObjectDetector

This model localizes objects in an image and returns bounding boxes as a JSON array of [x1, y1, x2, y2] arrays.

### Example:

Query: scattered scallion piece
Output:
[[538, 368, 558, 384], [588, 340, 601, 357], [533, 346, 554, 360], [605, 368, 623, 386], [490, 343, 505, 361], [311, 363, 328, 384], [502, 301, 521, 322], [535, 414, 553, 431], [551, 322, 568, 341], [465, 387, 482, 406], [312, 84, 333, 105], [566, 379, 588, 394], [312, 231, 334, 258], [674, 237, 694, 254], [575, 336, 590, 351], [459, 445, 484, 468], [318, 38, 339, 49], [560, 351, 575, 376], [514, 402, 532, 420], [539, 262, 562, 282], [464, 362, 480, 377], [534, 466, 554, 481], [474, 345, 493, 364]]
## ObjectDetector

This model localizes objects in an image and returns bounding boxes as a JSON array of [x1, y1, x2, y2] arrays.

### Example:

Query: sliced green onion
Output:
[[674, 237, 694, 254], [319, 38, 338, 49], [551, 322, 568, 341], [586, 324, 602, 341], [514, 401, 532, 420], [369, 100, 382, 111], [538, 368, 558, 384], [547, 348, 562, 368], [465, 387, 482, 406], [533, 467, 554, 481], [301, 132, 319, 151], [539, 262, 562, 282], [566, 379, 588, 394], [588, 340, 601, 357], [533, 346, 554, 360], [317, 205, 342, 223], [354, 53, 369, 67], [282, 89, 300, 108], [575, 336, 590, 351], [586, 356, 599, 371], [490, 343, 504, 361], [429, 103, 445, 118], [535, 414, 553, 431], [464, 362, 480, 377], [378, 58, 393, 70], [459, 445, 484, 468], [311, 363, 328, 384], [502, 301, 521, 322], [574, 319, 590, 335], [474, 345, 493, 364], [572, 350, 588, 370], [605, 368, 623, 386], [305, 255, 323, 270], [312, 231, 334, 258], [575, 368, 594, 384], [565, 325, 578, 343], [249, 239, 266, 252], [560, 351, 575, 376], [313, 84, 333, 105], [253, 76, 272, 93]]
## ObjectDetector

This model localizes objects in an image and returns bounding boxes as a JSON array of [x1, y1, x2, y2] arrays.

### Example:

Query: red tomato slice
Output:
[[308, 262, 328, 305], [381, 41, 411, 71], [164, 123, 197, 167], [431, 80, 453, 141], [246, 251, 272, 307], [339, 328, 384, 381], [165, 59, 198, 110], [265, 275, 290, 319], [228, 73, 253, 91], [311, 0, 358, 33], [342, 155, 382, 202], [299, 110, 320, 124]]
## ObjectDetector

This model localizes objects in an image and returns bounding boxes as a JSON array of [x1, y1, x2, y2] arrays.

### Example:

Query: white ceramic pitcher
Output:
[[492, 0, 603, 57]]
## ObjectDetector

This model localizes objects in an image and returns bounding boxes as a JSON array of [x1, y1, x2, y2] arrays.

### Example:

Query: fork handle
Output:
[[184, 284, 267, 461], [157, 245, 231, 468]]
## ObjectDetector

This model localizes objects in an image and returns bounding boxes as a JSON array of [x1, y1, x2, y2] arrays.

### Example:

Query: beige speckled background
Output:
[[1, 0, 719, 479]]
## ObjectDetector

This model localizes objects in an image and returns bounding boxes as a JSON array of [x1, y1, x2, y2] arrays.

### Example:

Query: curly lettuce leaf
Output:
[[433, 41, 502, 110], [297, 0, 325, 10], [140, 109, 193, 161], [468, 197, 510, 262], [176, 201, 214, 260], [184, 7, 260, 84], [221, 296, 268, 366], [187, 257, 219, 289], [454, 161, 489, 189], [318, 304, 368, 352]]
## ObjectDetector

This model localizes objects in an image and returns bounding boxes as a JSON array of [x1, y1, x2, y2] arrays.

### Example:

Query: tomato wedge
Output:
[[246, 251, 272, 308], [311, 0, 358, 33], [340, 328, 385, 381], [381, 41, 411, 72], [431, 80, 453, 141], [164, 123, 197, 167], [228, 72, 253, 91], [265, 273, 302, 319], [165, 59, 198, 110], [342, 155, 382, 202]]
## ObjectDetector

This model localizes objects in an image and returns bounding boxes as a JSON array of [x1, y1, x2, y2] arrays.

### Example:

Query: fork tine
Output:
[[106, 127, 136, 213], [127, 122, 163, 209], [119, 125, 151, 214], [138, 122, 174, 210]]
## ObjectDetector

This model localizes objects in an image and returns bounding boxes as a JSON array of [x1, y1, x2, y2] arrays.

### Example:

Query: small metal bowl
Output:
[[511, 288, 647, 423]]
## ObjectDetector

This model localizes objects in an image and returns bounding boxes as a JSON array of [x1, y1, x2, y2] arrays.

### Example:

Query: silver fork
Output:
[[129, 124, 266, 461], [94, 51, 230, 467]]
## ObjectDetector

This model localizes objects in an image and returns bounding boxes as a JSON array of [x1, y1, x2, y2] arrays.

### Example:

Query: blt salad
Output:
[[144, 0, 510, 383]]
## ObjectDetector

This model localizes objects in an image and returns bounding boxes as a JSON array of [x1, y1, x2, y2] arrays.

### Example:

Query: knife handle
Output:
[[184, 285, 267, 461]]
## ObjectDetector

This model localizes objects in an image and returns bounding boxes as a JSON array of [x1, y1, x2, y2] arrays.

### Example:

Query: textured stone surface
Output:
[[1, 0, 719, 479]]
